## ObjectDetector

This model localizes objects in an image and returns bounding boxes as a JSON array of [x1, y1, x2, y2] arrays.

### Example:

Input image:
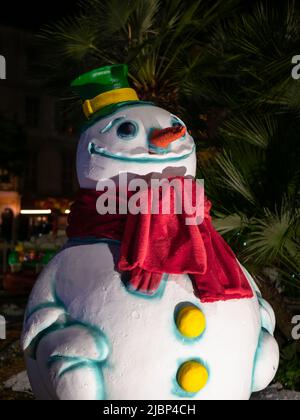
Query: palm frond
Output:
[[212, 213, 245, 236], [220, 114, 276, 149], [244, 202, 299, 266], [214, 151, 256, 205], [130, 0, 160, 42]]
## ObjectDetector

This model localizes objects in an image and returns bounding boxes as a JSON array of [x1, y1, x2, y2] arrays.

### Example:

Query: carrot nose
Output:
[[150, 126, 187, 149]]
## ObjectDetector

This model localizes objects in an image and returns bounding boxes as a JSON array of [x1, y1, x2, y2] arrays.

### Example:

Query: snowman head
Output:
[[72, 65, 197, 189]]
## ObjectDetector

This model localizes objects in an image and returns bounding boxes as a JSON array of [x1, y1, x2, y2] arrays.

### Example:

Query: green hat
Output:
[[71, 64, 152, 122]]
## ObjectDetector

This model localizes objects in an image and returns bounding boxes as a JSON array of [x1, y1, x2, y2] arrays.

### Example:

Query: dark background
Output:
[[0, 1, 81, 29], [0, 0, 290, 30]]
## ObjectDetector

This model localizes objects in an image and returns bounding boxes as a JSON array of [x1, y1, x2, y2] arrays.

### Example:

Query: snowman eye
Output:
[[172, 121, 182, 128], [171, 115, 185, 129], [117, 121, 139, 139]]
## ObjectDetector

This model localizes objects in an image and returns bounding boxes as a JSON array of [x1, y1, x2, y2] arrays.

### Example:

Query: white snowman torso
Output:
[[22, 102, 279, 400]]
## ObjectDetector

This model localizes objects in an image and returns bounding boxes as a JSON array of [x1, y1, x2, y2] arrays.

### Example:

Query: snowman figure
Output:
[[22, 65, 279, 400]]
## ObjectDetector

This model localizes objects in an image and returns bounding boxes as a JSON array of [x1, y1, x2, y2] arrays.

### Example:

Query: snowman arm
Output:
[[240, 263, 280, 392], [239, 262, 276, 336], [24, 254, 62, 313], [21, 306, 67, 352], [21, 255, 68, 352], [21, 254, 70, 353], [31, 324, 109, 400], [257, 295, 276, 336], [252, 329, 280, 393], [22, 306, 109, 363], [249, 278, 276, 336], [37, 324, 109, 365]]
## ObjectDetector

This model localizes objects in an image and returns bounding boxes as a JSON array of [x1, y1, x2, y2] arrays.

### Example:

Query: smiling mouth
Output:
[[89, 142, 195, 163]]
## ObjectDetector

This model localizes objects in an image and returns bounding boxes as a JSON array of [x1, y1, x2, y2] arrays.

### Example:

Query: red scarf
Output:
[[67, 178, 253, 303]]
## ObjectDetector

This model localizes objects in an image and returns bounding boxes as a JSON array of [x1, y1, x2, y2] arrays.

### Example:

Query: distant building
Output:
[[0, 24, 78, 218]]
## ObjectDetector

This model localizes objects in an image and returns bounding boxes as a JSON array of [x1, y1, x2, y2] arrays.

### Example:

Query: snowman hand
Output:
[[238, 263, 276, 336], [21, 305, 67, 355], [28, 323, 109, 400], [257, 295, 276, 336]]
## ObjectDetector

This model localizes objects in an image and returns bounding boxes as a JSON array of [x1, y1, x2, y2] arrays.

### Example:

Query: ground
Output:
[[0, 291, 299, 401]]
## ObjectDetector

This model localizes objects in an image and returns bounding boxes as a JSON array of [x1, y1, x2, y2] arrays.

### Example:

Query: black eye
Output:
[[117, 121, 138, 139], [172, 122, 182, 128], [172, 118, 184, 128]]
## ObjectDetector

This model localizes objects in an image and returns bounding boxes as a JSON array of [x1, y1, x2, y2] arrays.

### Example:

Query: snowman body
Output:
[[22, 104, 279, 400]]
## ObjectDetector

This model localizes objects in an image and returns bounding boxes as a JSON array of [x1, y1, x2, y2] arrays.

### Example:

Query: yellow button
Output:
[[177, 361, 209, 393], [176, 305, 206, 338]]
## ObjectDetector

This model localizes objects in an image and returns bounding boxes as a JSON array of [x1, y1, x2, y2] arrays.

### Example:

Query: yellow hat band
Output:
[[83, 88, 139, 118]]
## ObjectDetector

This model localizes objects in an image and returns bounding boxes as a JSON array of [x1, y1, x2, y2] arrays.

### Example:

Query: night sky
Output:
[[0, 1, 81, 30]]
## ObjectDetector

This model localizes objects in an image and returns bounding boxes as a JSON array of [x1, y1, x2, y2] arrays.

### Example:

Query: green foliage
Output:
[[200, 112, 300, 292], [36, 0, 240, 117], [277, 344, 300, 390], [196, 1, 300, 297], [184, 0, 300, 113]]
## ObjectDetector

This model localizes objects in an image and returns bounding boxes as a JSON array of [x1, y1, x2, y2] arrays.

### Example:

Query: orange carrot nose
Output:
[[150, 125, 187, 149]]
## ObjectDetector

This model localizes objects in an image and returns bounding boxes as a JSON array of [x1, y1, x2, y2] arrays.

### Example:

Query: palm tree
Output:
[[199, 112, 300, 336], [195, 0, 300, 280], [36, 0, 240, 121], [181, 0, 300, 142]]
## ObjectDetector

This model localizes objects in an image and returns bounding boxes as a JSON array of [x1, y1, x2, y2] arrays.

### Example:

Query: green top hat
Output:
[[71, 64, 130, 100], [71, 64, 152, 124]]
